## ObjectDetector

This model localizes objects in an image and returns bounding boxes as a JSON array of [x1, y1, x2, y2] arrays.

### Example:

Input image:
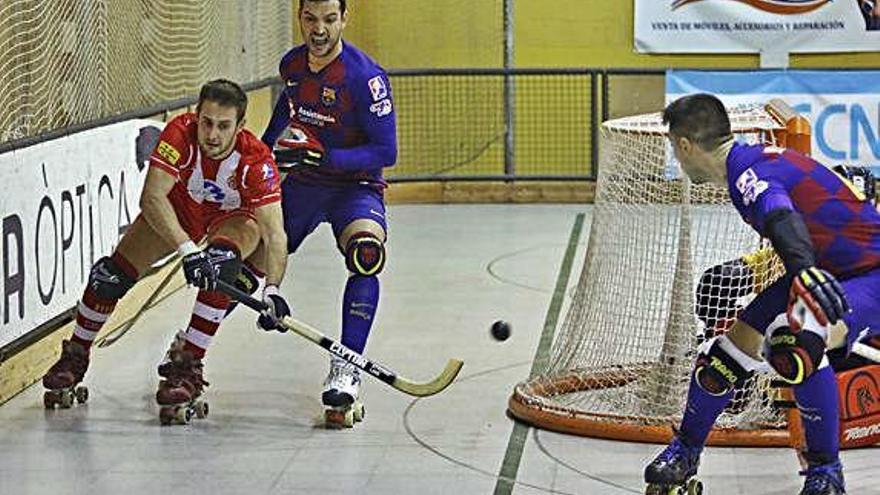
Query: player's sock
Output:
[[793, 364, 840, 463], [182, 290, 231, 359], [678, 375, 735, 448], [340, 275, 379, 354], [71, 252, 139, 351]]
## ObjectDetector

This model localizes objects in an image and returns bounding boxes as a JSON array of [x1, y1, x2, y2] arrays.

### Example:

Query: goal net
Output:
[[0, 0, 291, 146], [509, 99, 810, 447]]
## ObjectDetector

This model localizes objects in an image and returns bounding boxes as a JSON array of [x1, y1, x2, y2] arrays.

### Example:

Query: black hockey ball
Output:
[[490, 320, 511, 341]]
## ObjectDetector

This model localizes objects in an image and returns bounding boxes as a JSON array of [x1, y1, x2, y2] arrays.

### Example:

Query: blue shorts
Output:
[[739, 267, 880, 350], [280, 179, 387, 253]]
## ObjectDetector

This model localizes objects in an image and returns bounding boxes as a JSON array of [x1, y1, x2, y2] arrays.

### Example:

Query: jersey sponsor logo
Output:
[[369, 99, 393, 117], [156, 140, 181, 165], [367, 76, 388, 101], [735, 168, 769, 206], [261, 162, 278, 190], [321, 86, 337, 107], [297, 105, 336, 127]]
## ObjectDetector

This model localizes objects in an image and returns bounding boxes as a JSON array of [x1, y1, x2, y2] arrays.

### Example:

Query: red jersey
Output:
[[150, 113, 281, 216]]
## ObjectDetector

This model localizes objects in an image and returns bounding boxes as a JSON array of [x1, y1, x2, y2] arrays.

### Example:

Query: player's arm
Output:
[[139, 168, 190, 249], [253, 201, 287, 287], [327, 72, 397, 171], [261, 91, 290, 149]]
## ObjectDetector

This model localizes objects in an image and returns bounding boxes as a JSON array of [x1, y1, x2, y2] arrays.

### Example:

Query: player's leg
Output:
[[645, 281, 776, 490], [43, 215, 175, 407], [157, 212, 261, 412], [322, 188, 387, 421]]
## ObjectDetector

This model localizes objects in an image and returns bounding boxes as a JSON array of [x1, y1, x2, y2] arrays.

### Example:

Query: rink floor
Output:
[[0, 204, 876, 495]]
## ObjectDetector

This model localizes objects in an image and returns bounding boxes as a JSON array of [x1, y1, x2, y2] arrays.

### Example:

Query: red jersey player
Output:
[[42, 79, 291, 425]]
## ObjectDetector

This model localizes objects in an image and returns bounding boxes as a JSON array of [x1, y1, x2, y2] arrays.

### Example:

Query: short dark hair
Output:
[[663, 93, 733, 151], [197, 79, 248, 123], [299, 0, 346, 14]]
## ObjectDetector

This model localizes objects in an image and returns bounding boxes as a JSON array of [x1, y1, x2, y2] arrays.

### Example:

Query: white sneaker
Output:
[[322, 357, 361, 407]]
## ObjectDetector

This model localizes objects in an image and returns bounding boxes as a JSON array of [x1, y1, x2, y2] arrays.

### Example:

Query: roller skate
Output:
[[644, 434, 704, 495], [322, 357, 364, 428], [42, 340, 90, 409], [799, 458, 846, 495], [155, 339, 208, 426]]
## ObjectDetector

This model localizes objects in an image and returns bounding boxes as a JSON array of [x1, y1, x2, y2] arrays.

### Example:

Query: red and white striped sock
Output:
[[183, 290, 232, 359], [71, 253, 138, 351]]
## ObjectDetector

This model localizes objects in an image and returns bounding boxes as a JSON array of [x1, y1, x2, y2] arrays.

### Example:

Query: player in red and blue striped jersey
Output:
[[261, 0, 397, 426], [644, 94, 880, 495]]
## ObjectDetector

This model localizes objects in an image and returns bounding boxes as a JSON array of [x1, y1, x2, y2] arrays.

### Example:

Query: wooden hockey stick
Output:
[[95, 260, 183, 348], [216, 280, 463, 397], [852, 341, 880, 363]]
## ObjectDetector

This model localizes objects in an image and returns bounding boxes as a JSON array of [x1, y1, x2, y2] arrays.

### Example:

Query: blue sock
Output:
[[793, 365, 840, 464], [678, 373, 735, 448], [341, 275, 379, 354]]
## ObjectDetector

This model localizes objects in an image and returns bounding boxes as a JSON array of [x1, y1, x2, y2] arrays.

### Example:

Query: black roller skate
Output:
[[155, 346, 209, 426], [644, 434, 704, 495], [799, 458, 846, 495], [42, 340, 90, 409]]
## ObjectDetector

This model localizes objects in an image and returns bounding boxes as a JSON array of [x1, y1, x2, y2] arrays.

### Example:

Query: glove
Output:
[[787, 267, 850, 331], [181, 247, 217, 290], [258, 284, 291, 332], [274, 125, 326, 169]]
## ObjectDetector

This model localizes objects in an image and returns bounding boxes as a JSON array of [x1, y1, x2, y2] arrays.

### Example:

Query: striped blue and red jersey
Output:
[[262, 42, 397, 190], [727, 142, 880, 278]]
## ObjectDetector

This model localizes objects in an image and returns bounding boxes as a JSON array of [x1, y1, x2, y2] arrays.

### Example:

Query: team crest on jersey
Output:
[[321, 87, 337, 107], [735, 168, 769, 206], [156, 140, 180, 165], [367, 76, 387, 101]]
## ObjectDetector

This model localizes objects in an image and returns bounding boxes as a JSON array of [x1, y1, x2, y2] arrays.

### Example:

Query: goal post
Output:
[[508, 99, 809, 447]]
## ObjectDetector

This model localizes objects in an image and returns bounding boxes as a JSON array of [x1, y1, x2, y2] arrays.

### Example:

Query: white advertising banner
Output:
[[0, 120, 161, 348], [636, 1, 880, 53], [666, 70, 880, 174]]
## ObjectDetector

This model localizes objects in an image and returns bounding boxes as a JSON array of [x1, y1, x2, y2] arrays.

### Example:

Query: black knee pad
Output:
[[765, 326, 826, 385], [234, 262, 260, 296], [205, 241, 242, 285], [696, 259, 755, 332], [694, 337, 754, 396], [344, 233, 385, 276], [89, 256, 136, 300]]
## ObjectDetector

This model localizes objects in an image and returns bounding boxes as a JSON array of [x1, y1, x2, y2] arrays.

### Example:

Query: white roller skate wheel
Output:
[[686, 479, 703, 495], [177, 406, 193, 424], [352, 403, 364, 423]]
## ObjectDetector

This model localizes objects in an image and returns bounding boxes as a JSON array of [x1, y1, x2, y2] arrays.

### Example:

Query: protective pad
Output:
[[765, 317, 827, 385], [234, 262, 260, 296], [344, 233, 385, 276], [837, 364, 880, 448], [694, 336, 758, 396], [696, 258, 755, 335], [89, 256, 136, 300]]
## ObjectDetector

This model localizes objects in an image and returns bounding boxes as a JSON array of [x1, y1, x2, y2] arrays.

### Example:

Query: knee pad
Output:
[[694, 335, 760, 396], [764, 314, 827, 385], [344, 233, 385, 276], [89, 256, 136, 300], [234, 262, 261, 296], [205, 239, 242, 285], [696, 259, 755, 333]]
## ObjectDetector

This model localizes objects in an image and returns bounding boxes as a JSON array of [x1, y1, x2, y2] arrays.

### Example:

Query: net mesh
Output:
[[0, 0, 291, 145], [511, 104, 798, 445]]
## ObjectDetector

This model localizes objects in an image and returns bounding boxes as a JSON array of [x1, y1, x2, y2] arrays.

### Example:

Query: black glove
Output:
[[274, 126, 326, 169], [258, 285, 291, 332], [788, 267, 850, 330], [182, 250, 216, 290]]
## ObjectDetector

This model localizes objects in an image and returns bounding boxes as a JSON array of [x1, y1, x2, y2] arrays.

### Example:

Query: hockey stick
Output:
[[216, 280, 463, 397], [95, 260, 183, 348], [852, 341, 880, 363]]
